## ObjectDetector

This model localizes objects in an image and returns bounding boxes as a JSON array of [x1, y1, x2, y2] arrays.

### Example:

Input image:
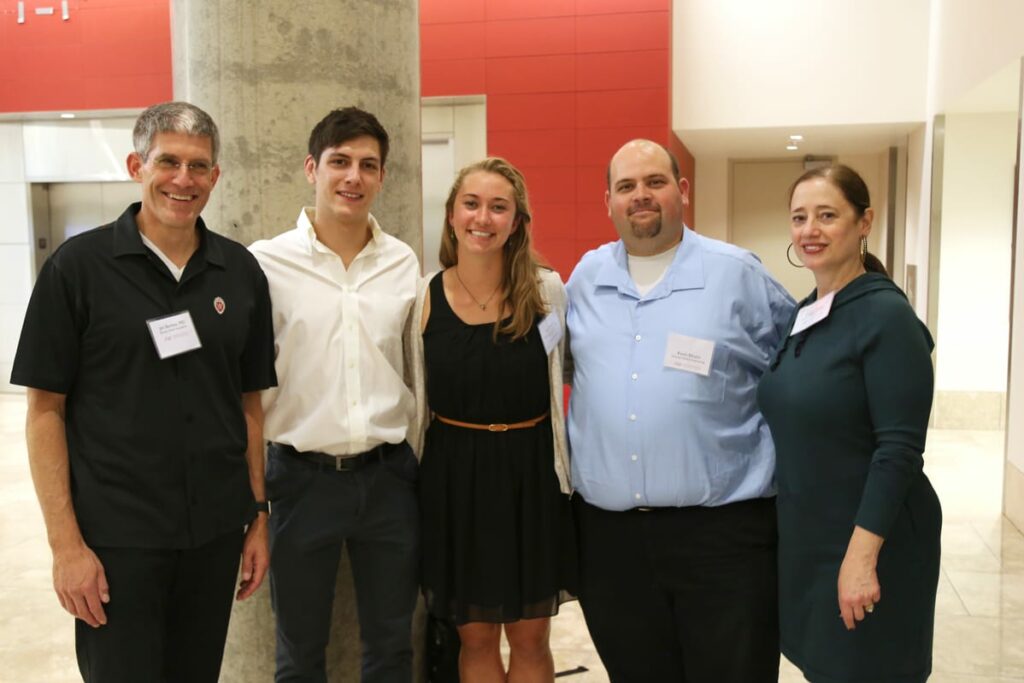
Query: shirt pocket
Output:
[[674, 347, 727, 403]]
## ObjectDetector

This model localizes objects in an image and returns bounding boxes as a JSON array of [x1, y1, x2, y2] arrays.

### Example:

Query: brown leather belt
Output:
[[433, 412, 549, 433]]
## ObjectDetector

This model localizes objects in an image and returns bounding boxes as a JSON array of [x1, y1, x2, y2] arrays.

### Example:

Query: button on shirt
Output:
[[566, 229, 796, 511], [10, 204, 277, 549], [250, 208, 419, 456]]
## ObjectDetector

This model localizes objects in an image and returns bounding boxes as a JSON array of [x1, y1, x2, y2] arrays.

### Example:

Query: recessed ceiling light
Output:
[[789, 134, 803, 141], [786, 144, 799, 151], [60, 113, 75, 119]]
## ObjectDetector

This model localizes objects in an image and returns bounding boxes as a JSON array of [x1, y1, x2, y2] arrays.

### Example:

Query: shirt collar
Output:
[[594, 226, 705, 297], [298, 207, 383, 259], [111, 202, 223, 268]]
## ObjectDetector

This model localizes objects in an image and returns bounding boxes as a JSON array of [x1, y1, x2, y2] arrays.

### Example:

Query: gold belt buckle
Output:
[[488, 423, 510, 432]]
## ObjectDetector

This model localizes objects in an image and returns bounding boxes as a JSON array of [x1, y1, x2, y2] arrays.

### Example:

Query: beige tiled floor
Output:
[[1, 394, 1022, 682]]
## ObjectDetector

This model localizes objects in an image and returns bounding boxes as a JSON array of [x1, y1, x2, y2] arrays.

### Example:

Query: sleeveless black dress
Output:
[[419, 272, 577, 625]]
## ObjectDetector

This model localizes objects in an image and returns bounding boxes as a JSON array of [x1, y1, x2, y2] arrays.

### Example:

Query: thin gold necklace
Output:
[[454, 266, 499, 310]]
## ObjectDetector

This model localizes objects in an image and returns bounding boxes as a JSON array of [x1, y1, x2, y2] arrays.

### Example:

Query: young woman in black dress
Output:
[[408, 158, 576, 682]]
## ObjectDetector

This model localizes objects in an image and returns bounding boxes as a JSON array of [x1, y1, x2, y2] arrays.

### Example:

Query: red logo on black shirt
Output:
[[213, 297, 226, 315]]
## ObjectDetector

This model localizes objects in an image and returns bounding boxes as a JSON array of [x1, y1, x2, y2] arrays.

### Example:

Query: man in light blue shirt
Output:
[[566, 139, 795, 682]]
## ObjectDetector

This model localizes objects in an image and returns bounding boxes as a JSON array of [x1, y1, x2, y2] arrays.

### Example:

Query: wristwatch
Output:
[[255, 500, 270, 514]]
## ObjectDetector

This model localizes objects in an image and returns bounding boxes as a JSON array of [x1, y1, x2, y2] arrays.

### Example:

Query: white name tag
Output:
[[146, 311, 202, 359], [790, 290, 835, 336], [538, 312, 563, 356], [663, 333, 715, 376]]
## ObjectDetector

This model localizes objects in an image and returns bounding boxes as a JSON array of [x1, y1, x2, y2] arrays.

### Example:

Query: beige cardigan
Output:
[[404, 268, 572, 494]]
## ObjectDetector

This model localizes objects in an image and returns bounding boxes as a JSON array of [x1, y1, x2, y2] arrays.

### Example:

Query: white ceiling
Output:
[[677, 60, 1021, 160], [676, 121, 923, 159]]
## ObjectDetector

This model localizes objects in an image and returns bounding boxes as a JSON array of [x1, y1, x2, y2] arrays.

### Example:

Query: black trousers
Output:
[[574, 496, 779, 683], [75, 529, 244, 683]]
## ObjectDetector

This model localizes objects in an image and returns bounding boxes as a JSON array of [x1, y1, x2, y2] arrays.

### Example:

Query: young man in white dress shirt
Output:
[[250, 108, 421, 683]]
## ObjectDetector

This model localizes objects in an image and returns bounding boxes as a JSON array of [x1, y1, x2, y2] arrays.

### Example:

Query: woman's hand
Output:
[[837, 526, 884, 630]]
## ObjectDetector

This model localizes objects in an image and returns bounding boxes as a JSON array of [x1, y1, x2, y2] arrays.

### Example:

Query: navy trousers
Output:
[[267, 441, 420, 683]]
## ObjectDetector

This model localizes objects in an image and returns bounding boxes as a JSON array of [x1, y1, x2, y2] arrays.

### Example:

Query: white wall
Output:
[[729, 159, 811, 298], [0, 123, 33, 393], [23, 119, 134, 182], [693, 155, 728, 242], [928, 0, 1024, 114], [673, 0, 930, 132], [934, 111, 1018, 394]]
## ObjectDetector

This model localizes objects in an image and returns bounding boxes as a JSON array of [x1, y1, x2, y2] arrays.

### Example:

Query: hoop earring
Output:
[[860, 236, 868, 262], [786, 243, 805, 268]]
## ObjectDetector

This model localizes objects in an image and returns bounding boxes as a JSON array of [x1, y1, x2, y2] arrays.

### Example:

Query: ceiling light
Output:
[[60, 113, 75, 119], [786, 144, 799, 151], [789, 134, 803, 141]]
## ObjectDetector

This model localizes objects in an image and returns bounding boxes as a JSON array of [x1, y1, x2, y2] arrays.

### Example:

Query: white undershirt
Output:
[[140, 233, 184, 282], [627, 244, 679, 296]]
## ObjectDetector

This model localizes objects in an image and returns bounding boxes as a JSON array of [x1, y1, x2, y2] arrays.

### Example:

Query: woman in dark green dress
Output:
[[757, 164, 941, 683]]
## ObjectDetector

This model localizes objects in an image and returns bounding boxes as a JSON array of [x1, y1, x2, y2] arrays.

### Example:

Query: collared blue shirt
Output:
[[566, 229, 796, 511]]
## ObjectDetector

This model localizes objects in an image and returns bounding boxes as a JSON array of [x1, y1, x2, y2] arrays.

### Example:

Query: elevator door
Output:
[[31, 181, 140, 273]]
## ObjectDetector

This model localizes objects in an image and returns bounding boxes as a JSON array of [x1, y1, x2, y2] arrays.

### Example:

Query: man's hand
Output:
[[236, 514, 269, 600], [53, 542, 109, 627]]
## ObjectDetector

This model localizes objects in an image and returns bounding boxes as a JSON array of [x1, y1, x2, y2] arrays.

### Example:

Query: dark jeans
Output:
[[574, 495, 779, 683], [75, 529, 244, 683], [267, 441, 420, 683]]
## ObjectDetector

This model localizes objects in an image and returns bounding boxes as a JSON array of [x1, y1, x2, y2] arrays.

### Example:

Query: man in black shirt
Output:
[[11, 101, 277, 683]]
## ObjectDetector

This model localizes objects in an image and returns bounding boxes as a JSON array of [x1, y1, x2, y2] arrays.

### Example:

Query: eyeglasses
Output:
[[152, 156, 214, 177]]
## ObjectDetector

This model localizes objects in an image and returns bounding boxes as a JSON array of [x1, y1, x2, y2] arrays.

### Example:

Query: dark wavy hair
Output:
[[308, 107, 389, 167]]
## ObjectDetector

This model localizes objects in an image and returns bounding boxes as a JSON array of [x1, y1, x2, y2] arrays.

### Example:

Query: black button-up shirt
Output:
[[11, 204, 277, 549]]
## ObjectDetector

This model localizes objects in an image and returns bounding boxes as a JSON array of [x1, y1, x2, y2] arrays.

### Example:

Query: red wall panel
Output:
[[484, 0, 575, 21], [515, 166, 578, 206], [575, 50, 667, 92], [487, 93, 576, 131], [0, 0, 172, 113], [421, 0, 485, 25], [421, 22, 487, 61], [575, 88, 668, 128], [577, 0, 669, 14], [575, 125, 665, 166], [421, 58, 487, 97], [668, 131, 697, 228], [485, 55, 575, 94], [421, 0, 694, 273], [575, 12, 669, 53], [483, 17, 576, 58], [489, 128, 577, 168]]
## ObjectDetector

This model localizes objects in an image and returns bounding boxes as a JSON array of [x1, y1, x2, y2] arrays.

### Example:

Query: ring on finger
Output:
[[864, 603, 875, 614]]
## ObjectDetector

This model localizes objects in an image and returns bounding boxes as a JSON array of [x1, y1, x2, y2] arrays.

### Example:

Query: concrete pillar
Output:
[[169, 2, 423, 680], [170, 0, 423, 253]]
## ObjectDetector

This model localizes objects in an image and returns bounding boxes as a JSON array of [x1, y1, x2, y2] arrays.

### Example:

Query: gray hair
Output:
[[133, 101, 220, 163]]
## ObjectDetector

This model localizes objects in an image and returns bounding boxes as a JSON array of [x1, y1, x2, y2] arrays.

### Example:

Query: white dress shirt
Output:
[[250, 208, 419, 455]]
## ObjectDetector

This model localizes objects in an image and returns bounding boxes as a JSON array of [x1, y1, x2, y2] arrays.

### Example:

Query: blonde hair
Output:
[[439, 157, 548, 340]]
